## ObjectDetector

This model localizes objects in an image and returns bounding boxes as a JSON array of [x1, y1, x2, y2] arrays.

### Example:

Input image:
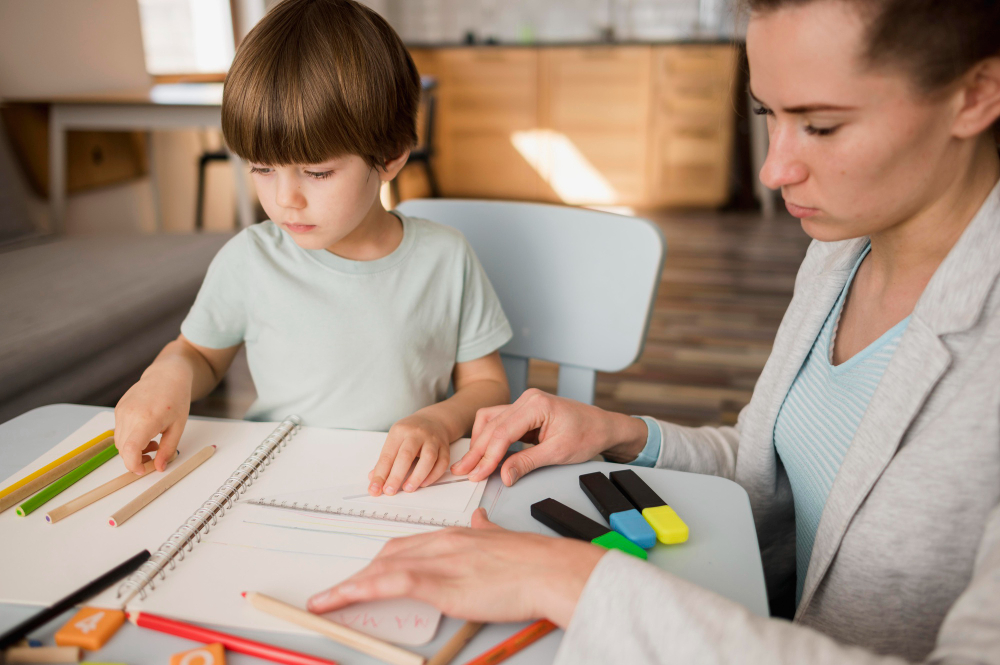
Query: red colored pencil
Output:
[[462, 619, 557, 665], [129, 611, 340, 665]]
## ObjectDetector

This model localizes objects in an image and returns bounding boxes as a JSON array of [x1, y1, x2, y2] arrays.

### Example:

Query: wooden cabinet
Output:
[[648, 46, 737, 207], [407, 44, 738, 209], [424, 48, 547, 201], [539, 46, 651, 205]]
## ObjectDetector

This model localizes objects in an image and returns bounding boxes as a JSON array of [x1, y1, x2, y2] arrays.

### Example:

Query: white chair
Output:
[[396, 199, 666, 405]]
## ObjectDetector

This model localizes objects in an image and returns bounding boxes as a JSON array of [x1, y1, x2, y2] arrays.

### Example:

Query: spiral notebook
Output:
[[0, 412, 489, 645]]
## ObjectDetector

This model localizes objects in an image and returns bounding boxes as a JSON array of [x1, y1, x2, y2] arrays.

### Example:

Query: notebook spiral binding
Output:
[[116, 415, 302, 606], [244, 497, 467, 527]]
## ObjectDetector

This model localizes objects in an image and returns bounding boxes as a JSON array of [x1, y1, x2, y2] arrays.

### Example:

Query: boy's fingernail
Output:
[[384, 486, 396, 495], [508, 468, 518, 484], [369, 483, 380, 492], [403, 483, 414, 492]]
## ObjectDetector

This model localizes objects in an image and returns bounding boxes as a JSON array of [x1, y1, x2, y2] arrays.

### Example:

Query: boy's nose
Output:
[[275, 175, 306, 209]]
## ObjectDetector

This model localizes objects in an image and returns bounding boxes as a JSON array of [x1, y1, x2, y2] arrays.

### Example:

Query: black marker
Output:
[[530, 498, 646, 559], [579, 472, 656, 548]]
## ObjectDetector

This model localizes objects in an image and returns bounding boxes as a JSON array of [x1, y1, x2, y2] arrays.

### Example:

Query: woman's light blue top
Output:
[[631, 243, 910, 605], [773, 243, 909, 603]]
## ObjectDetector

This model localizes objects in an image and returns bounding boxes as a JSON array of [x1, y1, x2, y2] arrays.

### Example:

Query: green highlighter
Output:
[[530, 498, 647, 559], [16, 444, 119, 517]]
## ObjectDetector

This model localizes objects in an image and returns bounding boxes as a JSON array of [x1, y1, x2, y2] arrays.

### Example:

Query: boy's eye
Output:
[[249, 166, 273, 175], [752, 105, 772, 116], [305, 170, 333, 180]]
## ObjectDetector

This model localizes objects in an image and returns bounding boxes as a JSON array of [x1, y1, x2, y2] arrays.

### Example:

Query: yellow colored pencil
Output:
[[0, 430, 113, 502]]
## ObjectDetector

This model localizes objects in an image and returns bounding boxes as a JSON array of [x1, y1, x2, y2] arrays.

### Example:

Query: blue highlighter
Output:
[[579, 472, 657, 549]]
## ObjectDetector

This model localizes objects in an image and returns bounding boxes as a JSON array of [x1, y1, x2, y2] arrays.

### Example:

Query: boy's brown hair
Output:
[[222, 0, 420, 169]]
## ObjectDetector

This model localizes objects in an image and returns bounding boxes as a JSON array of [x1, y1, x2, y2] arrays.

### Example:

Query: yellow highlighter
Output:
[[609, 469, 689, 544]]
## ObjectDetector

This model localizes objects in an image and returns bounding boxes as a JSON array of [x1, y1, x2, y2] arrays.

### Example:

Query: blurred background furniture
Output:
[[406, 44, 740, 208], [0, 231, 231, 423], [6, 84, 256, 234], [390, 75, 440, 204]]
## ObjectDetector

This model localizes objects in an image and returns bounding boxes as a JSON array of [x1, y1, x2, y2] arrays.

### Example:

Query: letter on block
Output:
[[54, 607, 126, 650]]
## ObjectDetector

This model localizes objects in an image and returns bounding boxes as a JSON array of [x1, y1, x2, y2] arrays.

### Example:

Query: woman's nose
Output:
[[275, 174, 306, 209], [758, 125, 808, 191]]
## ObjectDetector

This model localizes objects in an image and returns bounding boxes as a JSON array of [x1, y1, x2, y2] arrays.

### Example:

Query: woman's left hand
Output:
[[307, 508, 606, 628]]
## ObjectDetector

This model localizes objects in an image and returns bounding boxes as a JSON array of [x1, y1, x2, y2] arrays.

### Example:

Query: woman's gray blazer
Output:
[[555, 179, 1000, 664]]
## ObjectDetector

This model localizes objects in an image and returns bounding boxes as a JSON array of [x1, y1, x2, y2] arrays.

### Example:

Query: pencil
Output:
[[244, 592, 426, 665], [0, 550, 150, 651], [2, 645, 82, 663], [16, 443, 119, 517], [0, 429, 112, 502], [0, 440, 116, 515], [45, 450, 179, 524], [462, 619, 557, 665], [129, 611, 340, 665], [427, 620, 483, 665], [108, 445, 215, 527]]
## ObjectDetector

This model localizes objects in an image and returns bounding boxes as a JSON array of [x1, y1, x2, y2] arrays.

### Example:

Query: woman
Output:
[[307, 1, 1000, 662]]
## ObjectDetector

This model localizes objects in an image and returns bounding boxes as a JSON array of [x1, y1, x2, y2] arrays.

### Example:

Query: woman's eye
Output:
[[752, 105, 772, 116], [305, 170, 333, 180], [804, 125, 840, 137], [249, 166, 272, 175]]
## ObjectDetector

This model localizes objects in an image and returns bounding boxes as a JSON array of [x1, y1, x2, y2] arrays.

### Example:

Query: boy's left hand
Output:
[[368, 414, 453, 496]]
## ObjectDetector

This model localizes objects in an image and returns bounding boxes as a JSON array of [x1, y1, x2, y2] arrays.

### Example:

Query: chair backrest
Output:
[[396, 199, 666, 404]]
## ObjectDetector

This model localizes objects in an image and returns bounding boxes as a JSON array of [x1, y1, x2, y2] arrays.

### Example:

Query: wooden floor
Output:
[[192, 209, 812, 429]]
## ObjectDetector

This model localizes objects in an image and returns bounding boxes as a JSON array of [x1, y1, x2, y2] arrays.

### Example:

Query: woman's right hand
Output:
[[113, 363, 193, 475], [451, 389, 650, 486]]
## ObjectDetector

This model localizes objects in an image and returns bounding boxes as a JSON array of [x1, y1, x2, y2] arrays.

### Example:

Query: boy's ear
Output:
[[379, 149, 411, 181]]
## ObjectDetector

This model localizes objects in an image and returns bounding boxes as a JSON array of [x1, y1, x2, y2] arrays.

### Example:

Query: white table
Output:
[[13, 84, 255, 233], [0, 405, 768, 664]]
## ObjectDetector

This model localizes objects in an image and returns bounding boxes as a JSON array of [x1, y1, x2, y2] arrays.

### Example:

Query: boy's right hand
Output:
[[114, 365, 193, 475]]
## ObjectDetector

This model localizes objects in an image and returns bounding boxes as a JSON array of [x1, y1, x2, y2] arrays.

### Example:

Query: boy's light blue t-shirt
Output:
[[180, 213, 513, 431]]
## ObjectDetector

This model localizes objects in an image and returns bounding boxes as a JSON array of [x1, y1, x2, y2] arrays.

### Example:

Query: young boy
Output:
[[113, 0, 512, 498]]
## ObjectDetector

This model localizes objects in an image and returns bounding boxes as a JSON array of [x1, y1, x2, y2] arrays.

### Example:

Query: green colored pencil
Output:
[[17, 444, 119, 517]]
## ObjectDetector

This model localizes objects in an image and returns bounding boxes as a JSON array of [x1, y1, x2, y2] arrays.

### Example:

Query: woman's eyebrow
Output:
[[749, 88, 858, 114]]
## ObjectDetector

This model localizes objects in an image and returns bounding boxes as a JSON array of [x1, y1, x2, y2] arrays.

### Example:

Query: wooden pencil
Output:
[[0, 439, 115, 515], [3, 645, 82, 663], [108, 445, 215, 527], [244, 592, 426, 665], [427, 621, 483, 665], [0, 429, 112, 502], [45, 450, 179, 524]]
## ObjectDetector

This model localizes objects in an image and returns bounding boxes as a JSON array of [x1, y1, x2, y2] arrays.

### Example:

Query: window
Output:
[[137, 0, 236, 77]]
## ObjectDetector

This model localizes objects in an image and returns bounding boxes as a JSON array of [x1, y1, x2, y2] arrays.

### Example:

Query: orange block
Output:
[[54, 607, 126, 650], [169, 643, 226, 665]]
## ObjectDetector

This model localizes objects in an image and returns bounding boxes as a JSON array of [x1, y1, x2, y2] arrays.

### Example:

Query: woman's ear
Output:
[[952, 56, 1000, 139], [379, 149, 411, 182]]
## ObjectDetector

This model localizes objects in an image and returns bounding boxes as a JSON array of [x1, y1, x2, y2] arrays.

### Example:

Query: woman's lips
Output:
[[785, 201, 820, 218], [283, 222, 316, 233]]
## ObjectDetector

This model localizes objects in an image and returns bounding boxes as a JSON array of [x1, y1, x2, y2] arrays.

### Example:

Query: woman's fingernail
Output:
[[403, 483, 414, 492], [508, 468, 518, 484]]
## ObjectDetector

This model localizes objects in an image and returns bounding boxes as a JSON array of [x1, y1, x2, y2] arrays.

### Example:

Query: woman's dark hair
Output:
[[743, 0, 1000, 136]]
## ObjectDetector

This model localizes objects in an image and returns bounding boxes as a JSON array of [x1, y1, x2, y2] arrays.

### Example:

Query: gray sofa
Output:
[[0, 232, 230, 423]]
